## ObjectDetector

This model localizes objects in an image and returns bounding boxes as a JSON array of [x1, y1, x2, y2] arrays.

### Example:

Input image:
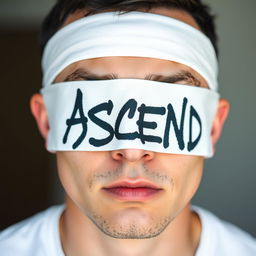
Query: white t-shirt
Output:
[[0, 205, 255, 256]]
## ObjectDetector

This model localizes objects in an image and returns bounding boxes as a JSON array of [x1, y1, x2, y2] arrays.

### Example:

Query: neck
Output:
[[60, 197, 201, 256]]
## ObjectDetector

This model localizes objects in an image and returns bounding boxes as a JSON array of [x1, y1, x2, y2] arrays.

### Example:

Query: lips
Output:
[[102, 180, 163, 201]]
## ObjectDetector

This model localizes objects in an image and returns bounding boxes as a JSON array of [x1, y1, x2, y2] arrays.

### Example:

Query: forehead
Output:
[[55, 56, 208, 88], [58, 56, 196, 76]]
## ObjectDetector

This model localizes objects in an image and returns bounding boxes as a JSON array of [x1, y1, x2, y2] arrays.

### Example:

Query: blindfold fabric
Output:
[[41, 79, 219, 157]]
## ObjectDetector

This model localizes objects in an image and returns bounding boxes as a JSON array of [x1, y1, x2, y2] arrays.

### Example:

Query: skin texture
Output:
[[30, 7, 230, 256]]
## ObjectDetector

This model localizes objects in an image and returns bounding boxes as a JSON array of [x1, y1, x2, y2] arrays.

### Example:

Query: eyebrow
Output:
[[64, 68, 202, 87]]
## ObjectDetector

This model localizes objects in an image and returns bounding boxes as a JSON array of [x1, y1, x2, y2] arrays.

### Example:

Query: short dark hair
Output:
[[40, 0, 218, 56]]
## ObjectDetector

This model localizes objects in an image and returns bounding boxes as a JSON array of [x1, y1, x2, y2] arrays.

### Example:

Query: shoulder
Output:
[[0, 205, 65, 256], [193, 205, 256, 256]]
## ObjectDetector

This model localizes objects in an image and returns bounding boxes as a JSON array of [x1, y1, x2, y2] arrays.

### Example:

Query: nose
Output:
[[111, 149, 155, 162]]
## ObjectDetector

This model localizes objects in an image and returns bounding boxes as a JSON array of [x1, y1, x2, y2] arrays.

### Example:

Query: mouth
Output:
[[102, 180, 163, 201]]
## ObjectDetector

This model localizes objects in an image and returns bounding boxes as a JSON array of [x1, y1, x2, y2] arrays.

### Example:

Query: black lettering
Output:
[[137, 104, 166, 144], [115, 99, 140, 140], [187, 105, 202, 151], [88, 100, 114, 147], [63, 89, 88, 149], [163, 98, 188, 150]]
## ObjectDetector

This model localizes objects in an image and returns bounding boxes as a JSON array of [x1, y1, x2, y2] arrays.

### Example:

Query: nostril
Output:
[[111, 149, 155, 162], [144, 153, 153, 161], [111, 151, 124, 161]]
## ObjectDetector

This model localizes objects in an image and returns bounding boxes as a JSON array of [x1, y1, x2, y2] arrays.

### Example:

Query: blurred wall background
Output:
[[0, 0, 255, 236]]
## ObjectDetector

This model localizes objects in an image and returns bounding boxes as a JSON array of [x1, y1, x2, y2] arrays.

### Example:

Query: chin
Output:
[[89, 208, 172, 239]]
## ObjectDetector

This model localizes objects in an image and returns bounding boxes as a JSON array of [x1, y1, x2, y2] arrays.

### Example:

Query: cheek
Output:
[[56, 153, 85, 206], [56, 151, 117, 209], [56, 152, 98, 207], [173, 156, 204, 205], [155, 154, 204, 209]]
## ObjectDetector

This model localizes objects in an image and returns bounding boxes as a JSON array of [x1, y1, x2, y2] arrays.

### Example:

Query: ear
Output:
[[211, 98, 230, 151], [30, 94, 49, 145]]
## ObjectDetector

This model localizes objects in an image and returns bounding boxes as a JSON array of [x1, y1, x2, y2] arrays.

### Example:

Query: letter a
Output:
[[63, 89, 88, 149]]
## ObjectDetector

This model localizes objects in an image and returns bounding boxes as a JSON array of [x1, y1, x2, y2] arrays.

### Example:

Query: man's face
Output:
[[34, 8, 227, 239]]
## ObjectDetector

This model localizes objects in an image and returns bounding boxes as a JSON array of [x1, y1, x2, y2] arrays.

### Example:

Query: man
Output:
[[0, 0, 255, 255]]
